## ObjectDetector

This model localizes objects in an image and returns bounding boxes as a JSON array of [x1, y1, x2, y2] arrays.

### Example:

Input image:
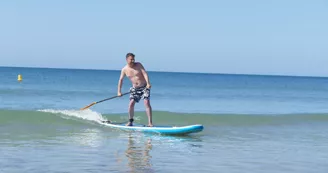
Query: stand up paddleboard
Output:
[[100, 120, 204, 135]]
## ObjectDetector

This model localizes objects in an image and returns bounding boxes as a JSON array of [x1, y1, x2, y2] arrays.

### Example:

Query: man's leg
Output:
[[144, 99, 153, 127], [126, 99, 135, 126]]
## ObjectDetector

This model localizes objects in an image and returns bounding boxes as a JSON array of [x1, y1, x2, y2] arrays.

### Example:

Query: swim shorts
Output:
[[129, 85, 150, 103]]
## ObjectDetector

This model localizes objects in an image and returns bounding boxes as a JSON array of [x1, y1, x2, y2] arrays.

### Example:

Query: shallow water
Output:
[[1, 110, 328, 172]]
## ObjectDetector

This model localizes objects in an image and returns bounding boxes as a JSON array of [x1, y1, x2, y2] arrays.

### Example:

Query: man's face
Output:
[[126, 56, 135, 65]]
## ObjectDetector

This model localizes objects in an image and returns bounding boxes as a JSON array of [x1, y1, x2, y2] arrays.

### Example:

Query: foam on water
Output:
[[37, 109, 108, 123]]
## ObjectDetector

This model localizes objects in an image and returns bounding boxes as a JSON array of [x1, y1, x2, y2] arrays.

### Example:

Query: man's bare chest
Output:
[[125, 68, 142, 77]]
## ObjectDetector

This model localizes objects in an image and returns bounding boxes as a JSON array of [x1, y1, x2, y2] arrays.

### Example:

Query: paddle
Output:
[[80, 91, 130, 110]]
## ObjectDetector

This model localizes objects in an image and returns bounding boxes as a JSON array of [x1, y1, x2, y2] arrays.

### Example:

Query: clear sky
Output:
[[1, 0, 327, 76]]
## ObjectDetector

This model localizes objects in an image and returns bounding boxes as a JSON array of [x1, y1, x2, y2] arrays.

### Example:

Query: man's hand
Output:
[[146, 83, 151, 89], [117, 92, 122, 97]]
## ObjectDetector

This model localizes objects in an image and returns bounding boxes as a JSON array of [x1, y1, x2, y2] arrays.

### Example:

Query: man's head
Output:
[[126, 53, 135, 67]]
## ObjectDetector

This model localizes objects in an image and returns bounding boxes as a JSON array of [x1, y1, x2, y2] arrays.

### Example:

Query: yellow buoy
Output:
[[18, 74, 22, 82]]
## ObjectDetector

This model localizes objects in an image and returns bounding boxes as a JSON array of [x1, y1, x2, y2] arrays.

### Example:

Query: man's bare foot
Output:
[[147, 124, 153, 127], [126, 122, 133, 126], [126, 118, 134, 126]]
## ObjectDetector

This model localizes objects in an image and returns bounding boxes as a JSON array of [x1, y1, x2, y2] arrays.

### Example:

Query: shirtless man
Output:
[[117, 53, 153, 127]]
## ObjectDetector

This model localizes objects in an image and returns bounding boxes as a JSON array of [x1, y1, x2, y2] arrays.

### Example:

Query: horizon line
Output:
[[1, 65, 327, 79]]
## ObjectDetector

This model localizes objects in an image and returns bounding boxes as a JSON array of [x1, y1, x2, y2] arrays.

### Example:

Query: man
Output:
[[117, 53, 153, 127]]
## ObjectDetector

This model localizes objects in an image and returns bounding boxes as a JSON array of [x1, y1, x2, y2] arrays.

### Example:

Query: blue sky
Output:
[[1, 0, 327, 76]]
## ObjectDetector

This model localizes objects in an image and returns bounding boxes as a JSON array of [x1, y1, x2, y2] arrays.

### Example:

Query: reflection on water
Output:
[[67, 128, 104, 147], [124, 133, 154, 173], [118, 132, 204, 173]]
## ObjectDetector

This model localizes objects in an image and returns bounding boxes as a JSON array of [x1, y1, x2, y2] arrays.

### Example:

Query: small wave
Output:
[[2, 109, 328, 127]]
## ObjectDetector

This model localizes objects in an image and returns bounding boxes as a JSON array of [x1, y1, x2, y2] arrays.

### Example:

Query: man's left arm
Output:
[[140, 63, 151, 88]]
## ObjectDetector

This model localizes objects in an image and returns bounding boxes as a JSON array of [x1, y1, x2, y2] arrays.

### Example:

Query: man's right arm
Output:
[[117, 68, 125, 96]]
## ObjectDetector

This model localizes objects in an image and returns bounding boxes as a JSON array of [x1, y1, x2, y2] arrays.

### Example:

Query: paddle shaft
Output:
[[80, 91, 130, 110], [96, 92, 130, 104]]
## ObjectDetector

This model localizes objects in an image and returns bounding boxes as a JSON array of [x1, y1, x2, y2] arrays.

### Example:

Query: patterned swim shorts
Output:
[[129, 85, 150, 103]]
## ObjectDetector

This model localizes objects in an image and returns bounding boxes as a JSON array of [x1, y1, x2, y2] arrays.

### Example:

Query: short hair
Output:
[[126, 53, 135, 58]]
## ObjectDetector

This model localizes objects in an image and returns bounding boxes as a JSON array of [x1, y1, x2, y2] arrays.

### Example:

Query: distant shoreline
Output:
[[1, 65, 327, 79]]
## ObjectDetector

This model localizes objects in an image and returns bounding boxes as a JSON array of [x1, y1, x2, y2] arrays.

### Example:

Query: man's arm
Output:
[[117, 68, 125, 96], [139, 63, 151, 88]]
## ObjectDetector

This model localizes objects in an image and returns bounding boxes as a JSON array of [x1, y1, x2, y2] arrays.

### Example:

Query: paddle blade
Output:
[[80, 102, 96, 110]]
